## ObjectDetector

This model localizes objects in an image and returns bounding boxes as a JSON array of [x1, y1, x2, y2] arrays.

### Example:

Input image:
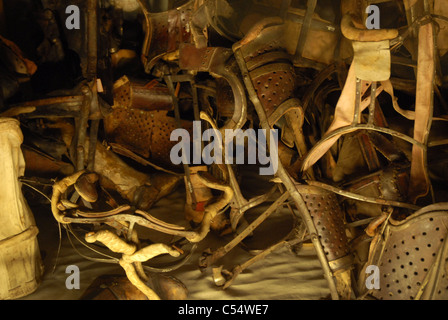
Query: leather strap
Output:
[[408, 22, 435, 204], [381, 79, 448, 122]]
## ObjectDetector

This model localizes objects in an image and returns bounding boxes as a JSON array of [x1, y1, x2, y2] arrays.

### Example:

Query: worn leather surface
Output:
[[368, 204, 448, 300], [408, 23, 435, 204], [352, 40, 391, 81]]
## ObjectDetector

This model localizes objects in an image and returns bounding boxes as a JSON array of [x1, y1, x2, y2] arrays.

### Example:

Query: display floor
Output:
[[18, 168, 331, 300]]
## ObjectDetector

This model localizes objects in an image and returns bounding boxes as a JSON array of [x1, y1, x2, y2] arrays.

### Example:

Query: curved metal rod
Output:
[[142, 243, 198, 273], [180, 46, 247, 133], [214, 62, 248, 133], [62, 214, 196, 238], [199, 190, 290, 269], [75, 205, 132, 218], [135, 209, 187, 231], [302, 63, 338, 112], [301, 124, 426, 172], [306, 180, 421, 211]]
